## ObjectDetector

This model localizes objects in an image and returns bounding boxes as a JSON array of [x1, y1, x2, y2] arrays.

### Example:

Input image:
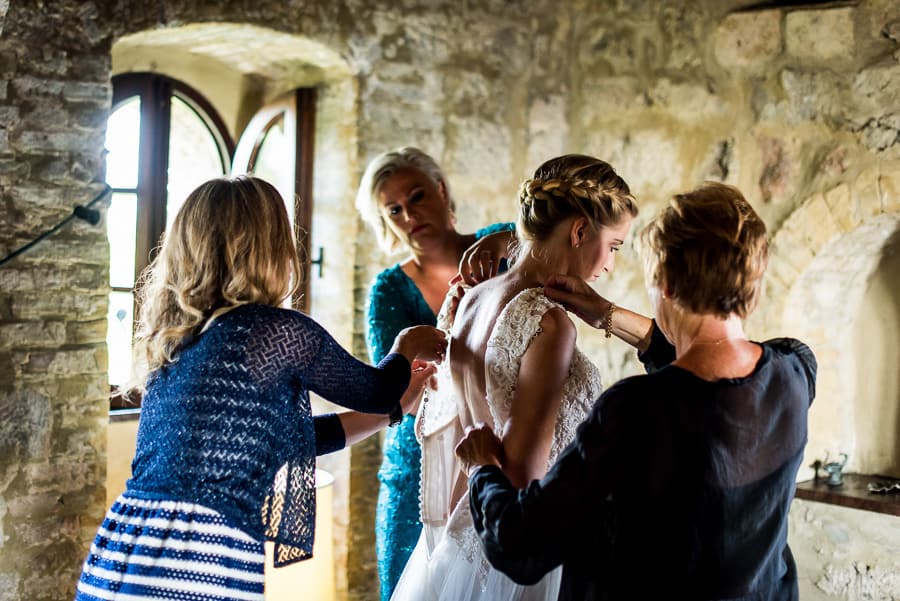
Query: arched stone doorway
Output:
[[752, 161, 900, 480], [109, 23, 362, 600]]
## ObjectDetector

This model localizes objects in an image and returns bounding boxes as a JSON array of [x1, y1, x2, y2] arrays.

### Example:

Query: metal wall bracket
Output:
[[310, 246, 324, 278]]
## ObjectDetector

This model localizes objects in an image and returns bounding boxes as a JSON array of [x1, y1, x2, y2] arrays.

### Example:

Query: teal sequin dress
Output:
[[367, 223, 513, 601]]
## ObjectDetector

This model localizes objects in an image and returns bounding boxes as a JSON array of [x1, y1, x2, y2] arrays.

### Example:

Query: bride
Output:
[[391, 155, 639, 601]]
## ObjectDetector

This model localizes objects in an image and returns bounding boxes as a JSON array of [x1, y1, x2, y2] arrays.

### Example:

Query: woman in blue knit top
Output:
[[75, 176, 446, 601], [355, 147, 514, 600]]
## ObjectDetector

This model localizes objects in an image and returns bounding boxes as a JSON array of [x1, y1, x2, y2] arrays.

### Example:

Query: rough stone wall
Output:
[[0, 2, 112, 599], [1, 1, 899, 600], [790, 499, 900, 600]]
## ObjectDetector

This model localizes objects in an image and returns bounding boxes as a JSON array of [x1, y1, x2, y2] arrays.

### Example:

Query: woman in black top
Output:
[[456, 182, 817, 601]]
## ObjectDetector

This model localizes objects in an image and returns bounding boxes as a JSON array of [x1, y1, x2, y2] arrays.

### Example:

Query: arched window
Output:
[[105, 73, 233, 390], [105, 73, 316, 400]]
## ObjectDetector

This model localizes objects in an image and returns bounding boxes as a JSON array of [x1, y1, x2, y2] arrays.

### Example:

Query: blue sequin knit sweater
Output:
[[127, 304, 411, 566]]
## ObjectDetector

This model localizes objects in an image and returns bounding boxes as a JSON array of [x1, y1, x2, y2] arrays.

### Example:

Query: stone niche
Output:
[[795, 214, 900, 476], [765, 168, 900, 480], [853, 229, 900, 476], [761, 167, 900, 601]]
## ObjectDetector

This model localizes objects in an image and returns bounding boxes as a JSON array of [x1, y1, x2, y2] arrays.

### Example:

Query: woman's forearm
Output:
[[543, 275, 654, 351], [608, 306, 654, 353], [338, 411, 392, 447]]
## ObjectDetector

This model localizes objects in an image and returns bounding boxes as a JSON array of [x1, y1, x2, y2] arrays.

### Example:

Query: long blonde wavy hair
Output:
[[130, 176, 302, 391]]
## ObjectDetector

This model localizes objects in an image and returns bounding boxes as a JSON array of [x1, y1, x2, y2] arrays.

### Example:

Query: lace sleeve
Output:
[[308, 320, 411, 413], [249, 309, 410, 414], [483, 288, 563, 433]]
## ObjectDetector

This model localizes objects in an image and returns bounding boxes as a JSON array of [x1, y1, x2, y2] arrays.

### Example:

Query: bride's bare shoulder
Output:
[[457, 274, 512, 313], [535, 305, 576, 340]]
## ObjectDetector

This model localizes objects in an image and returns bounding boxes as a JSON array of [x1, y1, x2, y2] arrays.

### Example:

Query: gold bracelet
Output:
[[604, 303, 616, 339]]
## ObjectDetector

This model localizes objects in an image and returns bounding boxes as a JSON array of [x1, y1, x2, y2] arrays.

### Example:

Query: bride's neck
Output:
[[509, 242, 571, 287]]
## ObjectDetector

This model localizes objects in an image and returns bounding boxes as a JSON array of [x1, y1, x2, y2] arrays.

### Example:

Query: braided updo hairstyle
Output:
[[517, 155, 638, 243]]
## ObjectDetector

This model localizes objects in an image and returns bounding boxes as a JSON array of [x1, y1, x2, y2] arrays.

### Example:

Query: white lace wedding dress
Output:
[[391, 288, 603, 601]]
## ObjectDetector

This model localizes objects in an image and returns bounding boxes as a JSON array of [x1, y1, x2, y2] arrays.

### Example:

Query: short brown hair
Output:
[[517, 154, 638, 242], [641, 182, 768, 319]]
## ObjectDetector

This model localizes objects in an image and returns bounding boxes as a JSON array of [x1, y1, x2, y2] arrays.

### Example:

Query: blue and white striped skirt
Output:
[[75, 494, 265, 601]]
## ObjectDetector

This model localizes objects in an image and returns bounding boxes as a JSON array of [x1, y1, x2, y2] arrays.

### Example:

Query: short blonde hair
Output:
[[131, 176, 302, 389], [641, 182, 768, 319], [355, 147, 454, 254], [517, 154, 638, 242]]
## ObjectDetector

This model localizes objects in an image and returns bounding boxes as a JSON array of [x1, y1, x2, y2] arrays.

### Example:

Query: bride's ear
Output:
[[570, 218, 588, 249]]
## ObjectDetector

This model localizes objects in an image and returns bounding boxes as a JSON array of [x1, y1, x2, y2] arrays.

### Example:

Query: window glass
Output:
[[167, 96, 228, 228], [107, 290, 134, 387], [251, 114, 295, 223], [105, 97, 140, 190], [105, 79, 232, 391], [107, 192, 138, 289]]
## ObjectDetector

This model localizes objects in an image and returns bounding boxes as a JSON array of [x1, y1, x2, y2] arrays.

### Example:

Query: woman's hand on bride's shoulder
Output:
[[458, 230, 514, 286], [456, 423, 503, 476], [543, 274, 611, 330]]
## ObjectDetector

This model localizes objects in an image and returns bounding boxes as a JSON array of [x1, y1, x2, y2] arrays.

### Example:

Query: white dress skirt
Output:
[[391, 509, 563, 601], [75, 494, 266, 601]]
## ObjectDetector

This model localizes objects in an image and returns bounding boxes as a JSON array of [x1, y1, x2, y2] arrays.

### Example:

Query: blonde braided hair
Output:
[[517, 155, 638, 242]]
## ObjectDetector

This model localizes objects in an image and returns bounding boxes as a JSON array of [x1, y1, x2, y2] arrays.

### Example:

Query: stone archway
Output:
[[750, 161, 900, 479], [110, 24, 362, 600]]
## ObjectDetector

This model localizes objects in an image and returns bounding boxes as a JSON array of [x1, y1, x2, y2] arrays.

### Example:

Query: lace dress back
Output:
[[483, 288, 602, 466], [403, 288, 602, 599]]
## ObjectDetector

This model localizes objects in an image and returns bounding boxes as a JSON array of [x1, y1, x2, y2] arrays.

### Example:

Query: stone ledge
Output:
[[795, 473, 900, 517]]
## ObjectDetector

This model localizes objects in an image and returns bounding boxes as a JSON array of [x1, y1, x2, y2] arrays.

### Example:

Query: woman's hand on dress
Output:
[[456, 423, 503, 476], [401, 360, 438, 416], [392, 325, 448, 363], [543, 274, 612, 330], [457, 231, 515, 286], [438, 283, 466, 326]]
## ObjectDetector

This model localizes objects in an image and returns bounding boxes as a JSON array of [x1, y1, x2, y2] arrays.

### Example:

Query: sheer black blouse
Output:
[[469, 323, 817, 601]]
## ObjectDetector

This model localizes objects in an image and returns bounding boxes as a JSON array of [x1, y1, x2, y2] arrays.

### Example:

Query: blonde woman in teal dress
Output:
[[356, 147, 513, 600]]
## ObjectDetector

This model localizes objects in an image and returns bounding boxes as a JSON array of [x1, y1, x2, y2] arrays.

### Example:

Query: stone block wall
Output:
[[790, 500, 900, 600], [0, 2, 111, 599], [1, 1, 899, 600]]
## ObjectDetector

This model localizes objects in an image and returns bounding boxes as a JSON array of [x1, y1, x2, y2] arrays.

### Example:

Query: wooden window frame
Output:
[[111, 73, 235, 282], [294, 88, 317, 309], [108, 76, 317, 410], [108, 73, 234, 409]]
